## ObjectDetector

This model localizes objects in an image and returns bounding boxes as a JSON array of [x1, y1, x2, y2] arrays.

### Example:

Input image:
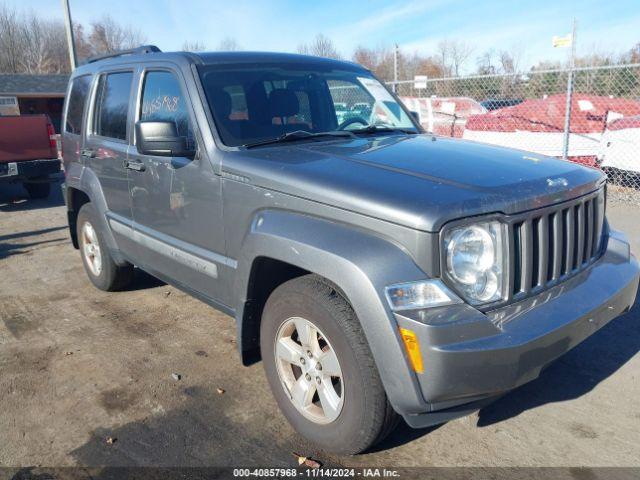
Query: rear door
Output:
[[83, 69, 137, 257]]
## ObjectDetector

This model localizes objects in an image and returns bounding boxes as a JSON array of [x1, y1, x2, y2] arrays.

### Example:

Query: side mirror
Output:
[[410, 111, 420, 123], [135, 121, 195, 158]]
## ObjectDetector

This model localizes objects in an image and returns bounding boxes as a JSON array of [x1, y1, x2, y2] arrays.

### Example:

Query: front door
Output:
[[128, 68, 228, 303]]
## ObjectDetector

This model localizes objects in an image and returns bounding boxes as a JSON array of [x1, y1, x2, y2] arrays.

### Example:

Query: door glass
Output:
[[140, 71, 195, 149], [94, 72, 133, 140], [65, 75, 91, 135]]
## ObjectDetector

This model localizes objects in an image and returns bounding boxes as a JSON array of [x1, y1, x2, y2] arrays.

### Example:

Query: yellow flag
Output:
[[552, 34, 572, 48]]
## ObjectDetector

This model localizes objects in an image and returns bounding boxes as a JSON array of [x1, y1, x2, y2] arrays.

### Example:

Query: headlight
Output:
[[444, 221, 505, 305]]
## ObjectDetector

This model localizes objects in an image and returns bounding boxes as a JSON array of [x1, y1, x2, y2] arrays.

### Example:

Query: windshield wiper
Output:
[[243, 130, 355, 149], [350, 125, 418, 135]]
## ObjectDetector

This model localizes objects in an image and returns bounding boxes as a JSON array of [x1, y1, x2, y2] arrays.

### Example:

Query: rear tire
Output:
[[23, 179, 50, 199], [77, 203, 133, 291], [260, 274, 399, 454]]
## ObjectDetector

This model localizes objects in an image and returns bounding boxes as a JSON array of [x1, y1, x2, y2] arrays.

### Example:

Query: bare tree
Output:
[[449, 40, 474, 76], [20, 13, 53, 73], [498, 45, 524, 73], [0, 4, 22, 73], [352, 45, 392, 78], [477, 49, 497, 75], [217, 37, 241, 51], [404, 51, 443, 79], [574, 46, 616, 68], [73, 24, 93, 62], [628, 43, 640, 63], [88, 15, 146, 54], [353, 45, 443, 81], [182, 40, 207, 52], [297, 34, 341, 59], [0, 6, 152, 73], [44, 20, 71, 72], [435, 39, 473, 76], [435, 39, 452, 76], [0, 5, 70, 73], [353, 45, 378, 70]]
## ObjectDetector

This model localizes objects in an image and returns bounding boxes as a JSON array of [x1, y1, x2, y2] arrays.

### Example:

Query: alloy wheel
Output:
[[274, 316, 344, 424], [81, 221, 102, 277]]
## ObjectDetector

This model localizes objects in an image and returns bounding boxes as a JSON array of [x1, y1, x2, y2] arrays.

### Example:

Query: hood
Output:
[[225, 134, 605, 232]]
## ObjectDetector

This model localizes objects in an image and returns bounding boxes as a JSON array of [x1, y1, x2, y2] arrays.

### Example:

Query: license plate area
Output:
[[0, 162, 18, 177]]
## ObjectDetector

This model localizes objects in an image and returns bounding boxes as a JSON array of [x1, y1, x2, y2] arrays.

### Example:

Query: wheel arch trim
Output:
[[64, 167, 128, 265], [234, 209, 430, 414]]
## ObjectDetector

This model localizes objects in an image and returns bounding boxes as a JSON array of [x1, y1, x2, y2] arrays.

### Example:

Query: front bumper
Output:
[[394, 231, 639, 428]]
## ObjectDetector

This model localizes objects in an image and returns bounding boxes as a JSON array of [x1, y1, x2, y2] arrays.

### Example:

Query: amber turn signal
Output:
[[399, 327, 424, 374]]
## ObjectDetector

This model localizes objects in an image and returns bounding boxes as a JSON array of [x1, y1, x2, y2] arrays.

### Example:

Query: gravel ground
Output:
[[1, 178, 639, 468]]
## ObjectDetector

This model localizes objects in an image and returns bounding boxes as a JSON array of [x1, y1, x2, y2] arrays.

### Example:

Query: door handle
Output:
[[80, 148, 95, 158], [125, 160, 146, 172]]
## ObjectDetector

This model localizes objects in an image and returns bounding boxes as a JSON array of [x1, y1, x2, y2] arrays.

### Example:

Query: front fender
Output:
[[234, 209, 430, 414]]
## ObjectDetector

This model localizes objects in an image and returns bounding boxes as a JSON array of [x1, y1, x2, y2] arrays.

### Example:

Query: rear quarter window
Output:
[[93, 72, 133, 140], [65, 75, 91, 135]]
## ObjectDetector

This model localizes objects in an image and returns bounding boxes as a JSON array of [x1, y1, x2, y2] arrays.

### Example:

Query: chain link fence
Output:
[[388, 64, 640, 204]]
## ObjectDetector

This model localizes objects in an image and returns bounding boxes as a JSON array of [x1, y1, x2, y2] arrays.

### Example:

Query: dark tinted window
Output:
[[94, 72, 133, 140], [140, 71, 193, 145], [65, 75, 91, 134]]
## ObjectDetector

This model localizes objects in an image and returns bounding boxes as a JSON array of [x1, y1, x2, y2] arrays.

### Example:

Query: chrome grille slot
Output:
[[510, 189, 605, 299]]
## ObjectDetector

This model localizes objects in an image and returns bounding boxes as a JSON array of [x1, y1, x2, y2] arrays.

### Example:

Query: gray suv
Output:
[[61, 46, 639, 454]]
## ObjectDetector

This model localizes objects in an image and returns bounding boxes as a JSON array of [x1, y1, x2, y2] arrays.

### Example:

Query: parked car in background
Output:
[[400, 96, 486, 137], [464, 94, 640, 167], [62, 47, 639, 455], [598, 115, 640, 186], [480, 98, 523, 110], [332, 102, 373, 125], [0, 114, 61, 198], [333, 102, 350, 124]]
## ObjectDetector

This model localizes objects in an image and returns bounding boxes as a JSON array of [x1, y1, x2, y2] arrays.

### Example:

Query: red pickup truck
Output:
[[0, 114, 61, 198]]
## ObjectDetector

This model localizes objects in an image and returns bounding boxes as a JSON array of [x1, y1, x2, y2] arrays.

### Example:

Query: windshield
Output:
[[198, 62, 418, 147]]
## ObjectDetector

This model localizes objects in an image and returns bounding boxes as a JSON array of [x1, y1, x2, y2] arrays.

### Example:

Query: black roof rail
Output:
[[87, 45, 162, 64]]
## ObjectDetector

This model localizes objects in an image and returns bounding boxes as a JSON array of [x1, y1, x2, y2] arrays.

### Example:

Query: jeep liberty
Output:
[[61, 46, 639, 454]]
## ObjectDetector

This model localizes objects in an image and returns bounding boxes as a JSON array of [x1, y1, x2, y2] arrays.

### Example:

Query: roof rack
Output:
[[87, 45, 162, 64]]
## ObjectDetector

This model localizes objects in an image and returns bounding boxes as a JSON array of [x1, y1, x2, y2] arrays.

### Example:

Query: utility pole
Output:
[[561, 18, 577, 161], [393, 43, 399, 93], [61, 0, 77, 70]]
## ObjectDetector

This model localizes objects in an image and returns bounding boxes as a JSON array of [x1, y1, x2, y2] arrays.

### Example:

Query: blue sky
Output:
[[8, 0, 640, 73]]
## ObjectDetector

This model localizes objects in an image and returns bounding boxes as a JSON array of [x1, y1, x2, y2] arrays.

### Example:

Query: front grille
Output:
[[509, 188, 605, 299]]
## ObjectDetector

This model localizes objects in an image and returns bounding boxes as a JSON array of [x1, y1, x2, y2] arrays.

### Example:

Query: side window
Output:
[[65, 75, 91, 135], [140, 71, 194, 147], [94, 72, 133, 140]]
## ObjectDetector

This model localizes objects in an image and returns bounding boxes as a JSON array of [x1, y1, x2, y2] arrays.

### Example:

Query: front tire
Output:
[[77, 203, 133, 291], [260, 274, 398, 454]]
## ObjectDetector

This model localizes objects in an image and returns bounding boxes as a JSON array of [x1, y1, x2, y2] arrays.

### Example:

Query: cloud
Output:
[[348, 0, 442, 36], [326, 0, 445, 51]]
